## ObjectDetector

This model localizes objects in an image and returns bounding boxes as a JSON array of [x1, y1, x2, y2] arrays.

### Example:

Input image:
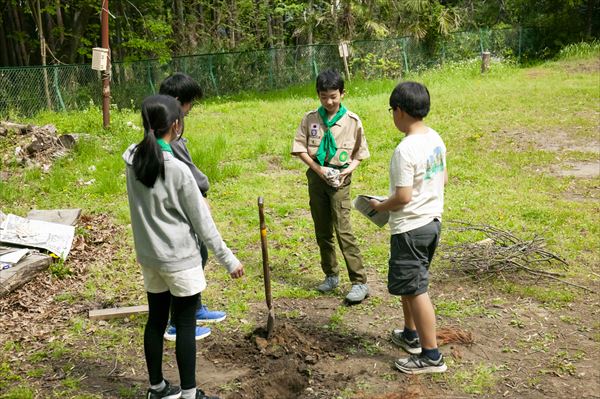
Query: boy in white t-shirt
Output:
[[370, 81, 448, 374]]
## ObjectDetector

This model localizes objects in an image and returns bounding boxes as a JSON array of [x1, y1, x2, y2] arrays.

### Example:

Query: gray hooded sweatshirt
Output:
[[123, 144, 239, 274]]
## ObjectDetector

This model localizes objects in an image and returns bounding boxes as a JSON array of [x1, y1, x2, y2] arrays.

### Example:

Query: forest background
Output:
[[1, 0, 598, 68]]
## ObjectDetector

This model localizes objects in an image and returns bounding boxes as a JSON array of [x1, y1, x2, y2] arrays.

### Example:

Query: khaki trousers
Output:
[[306, 168, 367, 284]]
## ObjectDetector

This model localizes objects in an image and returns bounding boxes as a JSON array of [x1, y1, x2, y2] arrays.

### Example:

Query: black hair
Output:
[[389, 81, 430, 119], [316, 69, 344, 94], [159, 72, 203, 104], [133, 95, 182, 188]]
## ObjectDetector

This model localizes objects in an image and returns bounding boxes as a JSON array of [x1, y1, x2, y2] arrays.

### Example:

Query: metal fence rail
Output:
[[0, 27, 540, 117]]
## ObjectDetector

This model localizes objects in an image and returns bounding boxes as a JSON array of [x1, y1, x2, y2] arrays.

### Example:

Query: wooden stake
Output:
[[481, 51, 491, 73], [89, 305, 148, 320]]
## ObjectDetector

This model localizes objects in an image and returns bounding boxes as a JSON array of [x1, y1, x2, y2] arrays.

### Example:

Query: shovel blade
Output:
[[266, 308, 275, 339]]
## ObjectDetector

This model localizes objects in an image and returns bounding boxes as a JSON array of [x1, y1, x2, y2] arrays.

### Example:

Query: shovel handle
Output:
[[258, 197, 272, 310]]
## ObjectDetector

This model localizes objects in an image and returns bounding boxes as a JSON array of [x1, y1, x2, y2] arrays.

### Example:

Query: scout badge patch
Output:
[[310, 123, 318, 137]]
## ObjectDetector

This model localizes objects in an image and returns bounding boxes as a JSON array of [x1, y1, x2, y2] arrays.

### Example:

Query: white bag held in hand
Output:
[[323, 167, 342, 188]]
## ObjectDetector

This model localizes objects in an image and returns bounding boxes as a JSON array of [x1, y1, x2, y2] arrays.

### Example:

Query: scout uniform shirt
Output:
[[291, 108, 370, 167]]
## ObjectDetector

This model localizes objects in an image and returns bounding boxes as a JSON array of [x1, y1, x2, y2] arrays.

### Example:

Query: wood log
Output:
[[481, 51, 491, 73], [58, 134, 89, 149], [0, 253, 52, 298], [89, 305, 149, 320], [0, 121, 33, 135]]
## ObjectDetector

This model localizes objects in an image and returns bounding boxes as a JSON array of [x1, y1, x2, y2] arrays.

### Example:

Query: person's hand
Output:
[[369, 199, 381, 211], [315, 165, 328, 179], [339, 169, 352, 184], [230, 264, 244, 279]]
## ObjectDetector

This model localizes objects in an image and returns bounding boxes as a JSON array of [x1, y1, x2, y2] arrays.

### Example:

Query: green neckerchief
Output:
[[315, 104, 347, 166], [156, 138, 173, 154]]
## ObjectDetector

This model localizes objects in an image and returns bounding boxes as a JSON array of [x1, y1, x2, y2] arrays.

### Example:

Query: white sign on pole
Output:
[[91, 47, 109, 71], [338, 42, 349, 58]]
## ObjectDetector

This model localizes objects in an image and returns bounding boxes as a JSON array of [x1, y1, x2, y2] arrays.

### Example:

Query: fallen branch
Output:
[[442, 221, 595, 293]]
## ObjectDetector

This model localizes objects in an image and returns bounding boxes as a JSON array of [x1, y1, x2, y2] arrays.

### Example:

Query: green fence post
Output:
[[311, 45, 319, 78], [53, 67, 66, 112], [208, 55, 219, 96], [268, 48, 275, 89], [441, 40, 446, 65], [147, 62, 156, 93], [479, 28, 485, 53], [402, 38, 409, 74]]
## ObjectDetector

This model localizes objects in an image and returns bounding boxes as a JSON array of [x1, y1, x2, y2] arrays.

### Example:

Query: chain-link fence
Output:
[[0, 27, 541, 117]]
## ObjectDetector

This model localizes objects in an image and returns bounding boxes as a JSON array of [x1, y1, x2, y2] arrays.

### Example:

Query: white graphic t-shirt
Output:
[[388, 128, 446, 235]]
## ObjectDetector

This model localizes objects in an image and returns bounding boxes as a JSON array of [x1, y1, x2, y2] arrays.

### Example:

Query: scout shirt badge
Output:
[[310, 123, 319, 137]]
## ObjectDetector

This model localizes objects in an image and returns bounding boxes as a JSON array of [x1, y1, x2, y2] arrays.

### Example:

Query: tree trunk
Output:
[[55, 0, 65, 44], [33, 0, 53, 109], [11, 6, 29, 65], [228, 0, 237, 47], [115, 0, 125, 83], [174, 0, 185, 53], [265, 0, 273, 48], [586, 0, 594, 39], [0, 14, 10, 66], [307, 0, 313, 45], [253, 0, 262, 43], [342, 1, 353, 40], [67, 8, 92, 64]]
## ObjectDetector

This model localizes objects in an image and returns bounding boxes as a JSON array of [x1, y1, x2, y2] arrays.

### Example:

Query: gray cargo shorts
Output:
[[387, 219, 441, 296]]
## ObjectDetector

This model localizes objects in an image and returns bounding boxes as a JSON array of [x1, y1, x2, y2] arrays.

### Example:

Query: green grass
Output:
[[0, 52, 598, 396], [450, 363, 500, 395], [557, 41, 600, 60]]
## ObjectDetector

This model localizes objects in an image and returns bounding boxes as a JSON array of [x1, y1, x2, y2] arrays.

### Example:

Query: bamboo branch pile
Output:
[[441, 221, 595, 293]]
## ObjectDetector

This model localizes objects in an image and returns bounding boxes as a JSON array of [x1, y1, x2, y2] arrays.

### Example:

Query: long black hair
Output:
[[133, 95, 182, 188]]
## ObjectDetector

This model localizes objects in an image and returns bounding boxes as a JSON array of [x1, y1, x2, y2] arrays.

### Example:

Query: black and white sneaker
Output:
[[195, 388, 220, 399], [391, 329, 422, 355], [395, 353, 447, 375], [147, 379, 182, 399]]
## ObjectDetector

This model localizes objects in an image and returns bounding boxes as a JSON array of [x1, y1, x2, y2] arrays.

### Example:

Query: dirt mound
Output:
[[204, 319, 361, 399]]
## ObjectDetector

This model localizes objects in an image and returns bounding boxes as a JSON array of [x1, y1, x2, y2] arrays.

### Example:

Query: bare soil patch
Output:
[[561, 58, 600, 74], [553, 161, 599, 178], [2, 254, 599, 398], [525, 58, 600, 78], [498, 127, 599, 154]]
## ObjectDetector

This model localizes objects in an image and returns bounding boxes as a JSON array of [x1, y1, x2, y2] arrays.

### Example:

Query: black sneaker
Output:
[[196, 389, 220, 399], [147, 380, 182, 399], [391, 329, 422, 355], [394, 353, 447, 375]]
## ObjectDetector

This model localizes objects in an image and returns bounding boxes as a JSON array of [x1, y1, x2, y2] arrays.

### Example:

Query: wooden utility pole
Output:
[[101, 0, 110, 128]]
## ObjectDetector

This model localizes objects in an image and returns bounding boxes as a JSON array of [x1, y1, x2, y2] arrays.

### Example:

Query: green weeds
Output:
[[0, 51, 598, 396]]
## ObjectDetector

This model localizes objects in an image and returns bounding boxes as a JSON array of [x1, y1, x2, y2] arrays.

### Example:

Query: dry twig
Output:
[[442, 221, 595, 293]]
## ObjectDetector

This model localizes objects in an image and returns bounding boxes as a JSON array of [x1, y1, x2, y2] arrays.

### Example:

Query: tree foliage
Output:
[[0, 0, 597, 67]]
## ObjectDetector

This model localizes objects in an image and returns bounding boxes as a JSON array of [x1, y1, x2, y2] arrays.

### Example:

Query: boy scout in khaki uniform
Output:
[[291, 69, 370, 303]]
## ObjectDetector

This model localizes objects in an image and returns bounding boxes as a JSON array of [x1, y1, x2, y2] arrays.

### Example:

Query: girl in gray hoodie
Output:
[[123, 94, 243, 399]]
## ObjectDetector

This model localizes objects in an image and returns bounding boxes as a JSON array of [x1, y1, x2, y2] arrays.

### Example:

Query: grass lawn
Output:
[[0, 45, 598, 398]]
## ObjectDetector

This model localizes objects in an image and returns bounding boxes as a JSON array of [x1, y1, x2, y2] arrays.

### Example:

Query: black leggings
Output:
[[145, 291, 199, 390]]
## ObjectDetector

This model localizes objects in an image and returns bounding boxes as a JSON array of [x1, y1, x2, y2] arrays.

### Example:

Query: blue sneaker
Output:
[[196, 305, 226, 324], [163, 324, 211, 342]]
